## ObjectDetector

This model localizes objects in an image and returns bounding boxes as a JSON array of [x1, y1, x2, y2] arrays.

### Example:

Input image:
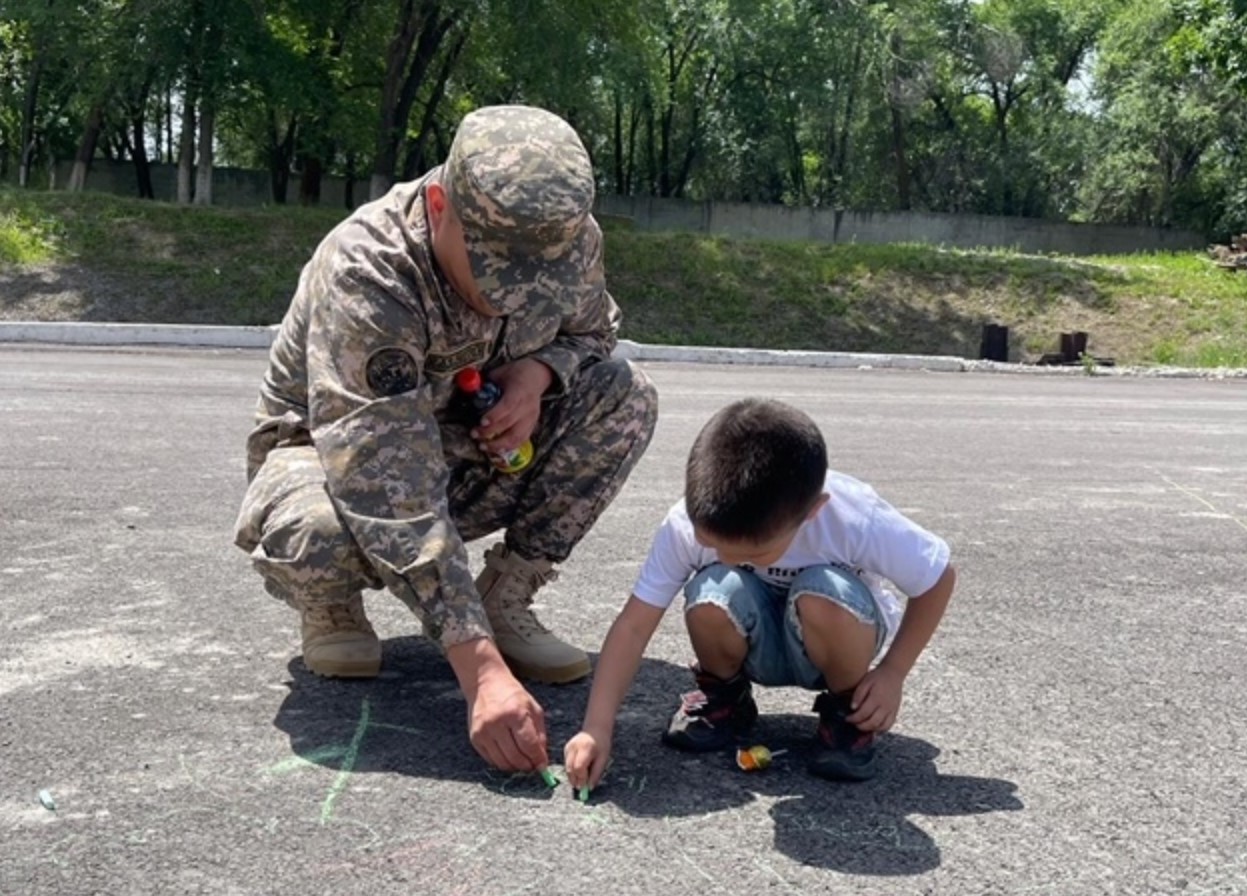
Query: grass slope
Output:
[[3, 187, 1245, 367]]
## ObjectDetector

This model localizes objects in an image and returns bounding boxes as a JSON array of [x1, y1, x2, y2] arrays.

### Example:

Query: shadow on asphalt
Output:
[[273, 635, 1022, 876]]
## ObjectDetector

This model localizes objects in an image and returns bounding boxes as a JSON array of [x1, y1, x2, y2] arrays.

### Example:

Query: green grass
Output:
[[0, 188, 344, 325], [0, 201, 63, 263], [3, 186, 1246, 366]]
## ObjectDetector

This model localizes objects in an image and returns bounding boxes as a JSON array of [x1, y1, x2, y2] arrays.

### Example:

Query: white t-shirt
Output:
[[632, 470, 950, 642]]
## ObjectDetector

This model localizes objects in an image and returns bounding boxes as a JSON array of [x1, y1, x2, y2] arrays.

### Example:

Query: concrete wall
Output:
[[47, 159, 361, 210], [42, 159, 1206, 255], [596, 195, 1206, 256]]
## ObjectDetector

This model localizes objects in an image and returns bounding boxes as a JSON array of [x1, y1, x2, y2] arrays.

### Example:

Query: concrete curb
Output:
[[0, 321, 278, 348], [613, 340, 967, 372], [2, 321, 1245, 379]]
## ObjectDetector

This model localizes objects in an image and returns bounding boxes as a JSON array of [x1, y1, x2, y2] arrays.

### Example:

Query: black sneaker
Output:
[[809, 691, 878, 781], [661, 667, 758, 752]]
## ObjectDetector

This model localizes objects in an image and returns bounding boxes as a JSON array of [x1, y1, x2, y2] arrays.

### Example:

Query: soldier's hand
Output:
[[467, 671, 550, 772], [472, 359, 553, 453]]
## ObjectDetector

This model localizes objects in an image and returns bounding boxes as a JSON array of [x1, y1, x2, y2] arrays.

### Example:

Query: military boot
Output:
[[476, 543, 591, 684], [299, 595, 381, 678]]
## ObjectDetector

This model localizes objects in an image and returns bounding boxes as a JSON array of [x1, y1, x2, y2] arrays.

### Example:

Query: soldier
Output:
[[233, 105, 658, 774]]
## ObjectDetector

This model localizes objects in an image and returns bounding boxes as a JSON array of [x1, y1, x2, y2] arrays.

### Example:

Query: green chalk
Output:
[[577, 786, 590, 803], [539, 767, 559, 789]]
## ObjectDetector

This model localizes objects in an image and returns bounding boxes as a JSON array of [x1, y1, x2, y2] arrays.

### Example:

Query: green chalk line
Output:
[[320, 696, 372, 825]]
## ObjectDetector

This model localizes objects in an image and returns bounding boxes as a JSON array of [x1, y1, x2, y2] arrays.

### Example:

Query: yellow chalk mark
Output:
[[1159, 473, 1247, 534]]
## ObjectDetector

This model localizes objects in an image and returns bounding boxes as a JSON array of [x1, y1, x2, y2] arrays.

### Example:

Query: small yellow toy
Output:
[[736, 745, 787, 771]]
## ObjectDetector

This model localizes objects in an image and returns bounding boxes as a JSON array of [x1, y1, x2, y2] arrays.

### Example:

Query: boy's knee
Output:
[[793, 591, 875, 629], [686, 600, 742, 634], [790, 566, 879, 627], [791, 591, 880, 675]]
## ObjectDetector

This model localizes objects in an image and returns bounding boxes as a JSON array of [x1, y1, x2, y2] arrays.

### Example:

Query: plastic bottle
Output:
[[454, 367, 534, 474]]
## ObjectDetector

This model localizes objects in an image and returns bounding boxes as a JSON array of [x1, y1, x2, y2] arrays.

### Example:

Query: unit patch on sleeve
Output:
[[365, 347, 421, 397]]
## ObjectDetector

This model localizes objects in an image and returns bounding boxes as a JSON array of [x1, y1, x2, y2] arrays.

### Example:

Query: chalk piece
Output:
[[577, 787, 590, 803], [38, 790, 56, 811], [539, 768, 559, 789]]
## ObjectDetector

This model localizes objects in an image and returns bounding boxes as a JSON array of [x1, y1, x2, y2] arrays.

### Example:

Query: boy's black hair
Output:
[[685, 398, 828, 541]]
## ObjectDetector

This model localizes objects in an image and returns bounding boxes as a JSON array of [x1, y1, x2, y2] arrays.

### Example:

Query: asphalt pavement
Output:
[[1, 344, 1245, 896]]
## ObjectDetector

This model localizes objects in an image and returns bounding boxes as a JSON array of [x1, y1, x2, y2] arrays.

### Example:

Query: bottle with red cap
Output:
[[454, 367, 534, 474]]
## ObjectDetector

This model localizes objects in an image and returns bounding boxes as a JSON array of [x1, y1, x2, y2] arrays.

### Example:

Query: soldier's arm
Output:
[[526, 220, 619, 395], [303, 244, 491, 651]]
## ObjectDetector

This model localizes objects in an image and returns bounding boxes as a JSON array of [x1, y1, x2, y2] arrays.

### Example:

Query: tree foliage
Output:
[[0, 0, 1242, 233]]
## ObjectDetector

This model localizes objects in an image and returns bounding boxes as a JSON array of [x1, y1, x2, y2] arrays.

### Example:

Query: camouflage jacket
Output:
[[246, 170, 620, 646]]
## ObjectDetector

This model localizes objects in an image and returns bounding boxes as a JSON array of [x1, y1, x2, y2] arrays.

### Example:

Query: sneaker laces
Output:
[[679, 673, 746, 718], [679, 688, 711, 715]]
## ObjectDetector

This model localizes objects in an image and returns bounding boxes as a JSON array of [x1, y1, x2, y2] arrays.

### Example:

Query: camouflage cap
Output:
[[443, 105, 596, 315]]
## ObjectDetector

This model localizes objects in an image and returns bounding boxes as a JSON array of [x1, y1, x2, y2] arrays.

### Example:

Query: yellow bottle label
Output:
[[492, 439, 534, 474]]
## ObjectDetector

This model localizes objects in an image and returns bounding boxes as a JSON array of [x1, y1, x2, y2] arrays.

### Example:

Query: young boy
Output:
[[564, 398, 955, 787]]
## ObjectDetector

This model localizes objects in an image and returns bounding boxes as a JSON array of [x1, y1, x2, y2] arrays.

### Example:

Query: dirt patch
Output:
[[0, 262, 246, 324]]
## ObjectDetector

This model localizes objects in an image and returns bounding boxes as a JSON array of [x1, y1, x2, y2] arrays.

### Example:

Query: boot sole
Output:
[[504, 655, 591, 685], [304, 657, 382, 678]]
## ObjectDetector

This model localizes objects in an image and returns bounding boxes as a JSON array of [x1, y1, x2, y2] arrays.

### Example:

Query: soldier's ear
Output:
[[426, 182, 447, 227]]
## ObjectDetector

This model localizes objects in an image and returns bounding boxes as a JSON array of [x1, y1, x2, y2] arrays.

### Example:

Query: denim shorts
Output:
[[682, 563, 887, 690]]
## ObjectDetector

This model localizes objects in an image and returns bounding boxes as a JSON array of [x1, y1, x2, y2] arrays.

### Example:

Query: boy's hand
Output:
[[564, 729, 612, 790], [846, 664, 905, 732], [467, 674, 549, 772]]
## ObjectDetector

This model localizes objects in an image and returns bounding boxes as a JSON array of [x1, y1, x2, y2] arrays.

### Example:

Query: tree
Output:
[[1076, 1, 1236, 229], [368, 0, 469, 199]]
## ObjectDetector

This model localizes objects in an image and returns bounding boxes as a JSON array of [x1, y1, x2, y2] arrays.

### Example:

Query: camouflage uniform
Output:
[[233, 106, 658, 651]]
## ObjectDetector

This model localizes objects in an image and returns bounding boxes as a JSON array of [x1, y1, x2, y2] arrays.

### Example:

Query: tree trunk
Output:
[[19, 56, 43, 188], [890, 104, 911, 210], [373, 0, 458, 199], [67, 101, 106, 192], [659, 50, 674, 196], [299, 156, 322, 206], [991, 83, 1014, 215], [613, 92, 624, 194], [269, 109, 297, 204], [671, 63, 717, 199], [177, 91, 197, 204], [644, 94, 657, 196], [625, 103, 640, 195], [126, 69, 155, 198], [165, 88, 174, 162], [786, 117, 804, 203], [344, 153, 358, 210], [400, 26, 467, 181], [132, 116, 154, 198], [372, 0, 415, 197], [827, 44, 862, 207], [194, 101, 215, 205]]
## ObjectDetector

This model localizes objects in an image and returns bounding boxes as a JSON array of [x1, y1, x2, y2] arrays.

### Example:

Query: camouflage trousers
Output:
[[233, 358, 658, 611]]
